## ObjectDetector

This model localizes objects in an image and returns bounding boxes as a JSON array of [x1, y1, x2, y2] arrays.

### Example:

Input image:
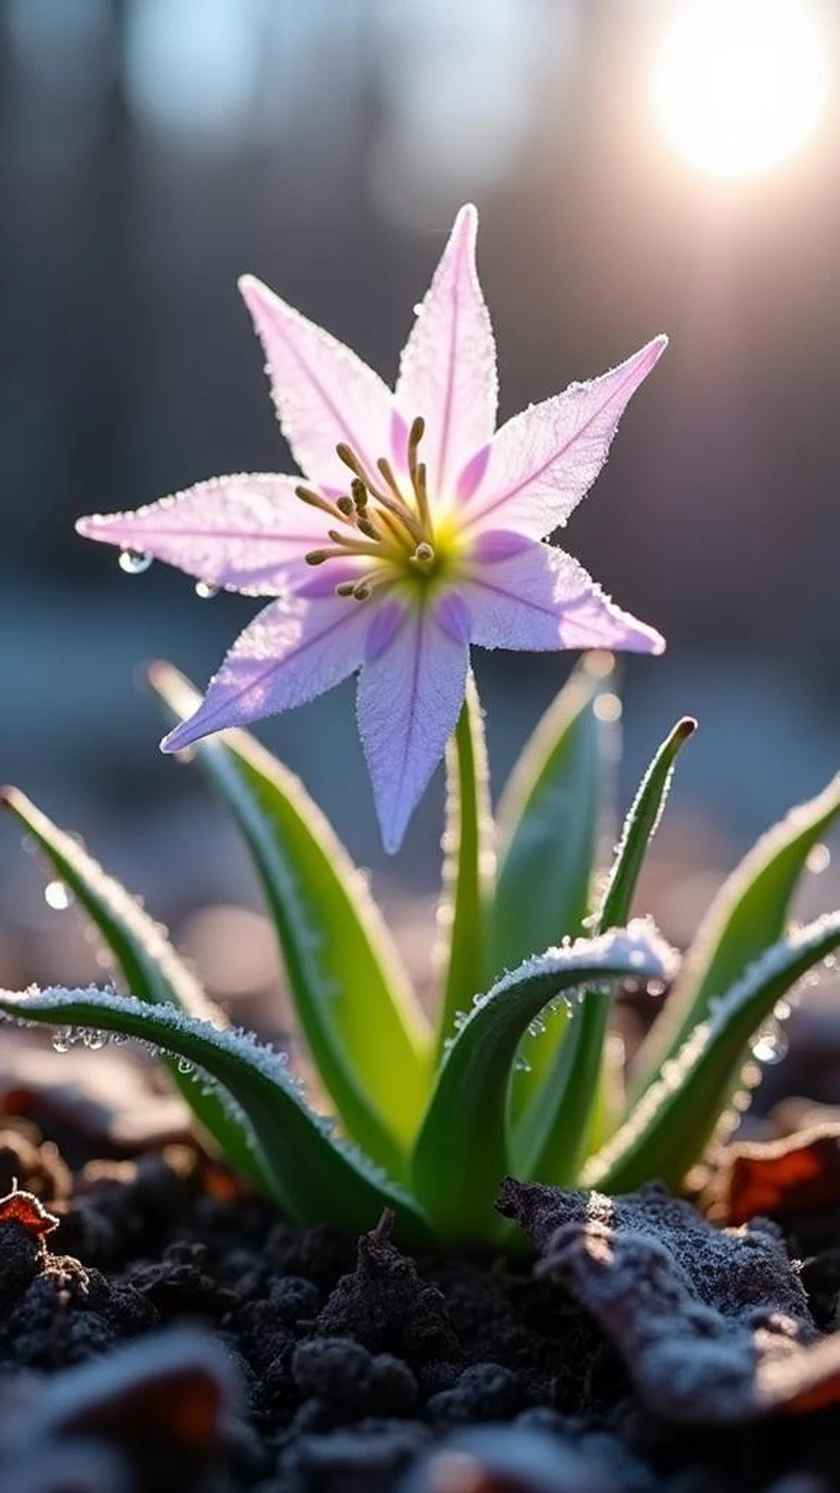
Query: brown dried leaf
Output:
[[497, 1178, 840, 1423], [714, 1124, 840, 1228], [0, 1187, 58, 1241]]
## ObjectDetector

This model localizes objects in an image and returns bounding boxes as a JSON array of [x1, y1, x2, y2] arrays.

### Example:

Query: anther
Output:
[[413, 542, 435, 565], [335, 581, 357, 596], [353, 583, 372, 600], [295, 485, 341, 520], [351, 478, 368, 511], [357, 517, 380, 540], [336, 495, 355, 516], [336, 443, 364, 478], [305, 550, 329, 566]]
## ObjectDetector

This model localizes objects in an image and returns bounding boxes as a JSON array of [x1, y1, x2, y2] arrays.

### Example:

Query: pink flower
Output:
[[77, 207, 666, 852]]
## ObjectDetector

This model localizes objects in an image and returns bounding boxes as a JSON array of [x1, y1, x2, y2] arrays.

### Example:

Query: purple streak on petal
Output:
[[435, 589, 472, 644], [455, 443, 491, 502], [238, 274, 394, 492], [470, 528, 535, 562], [161, 592, 370, 753], [396, 205, 498, 496], [467, 538, 664, 656], [464, 336, 668, 541], [390, 408, 411, 472], [365, 597, 407, 662], [357, 608, 469, 853], [76, 475, 325, 597]]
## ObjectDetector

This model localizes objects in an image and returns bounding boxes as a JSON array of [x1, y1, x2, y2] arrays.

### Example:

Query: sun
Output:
[[652, 0, 830, 179]]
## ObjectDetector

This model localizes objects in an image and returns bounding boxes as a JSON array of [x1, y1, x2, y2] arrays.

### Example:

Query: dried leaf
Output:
[[713, 1124, 840, 1228], [498, 1178, 840, 1422]]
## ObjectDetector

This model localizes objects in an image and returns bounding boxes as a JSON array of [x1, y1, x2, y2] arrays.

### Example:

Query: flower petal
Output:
[[162, 592, 371, 753], [466, 536, 665, 654], [464, 336, 667, 540], [77, 476, 326, 596], [395, 204, 497, 496], [238, 275, 394, 492], [357, 604, 470, 853]]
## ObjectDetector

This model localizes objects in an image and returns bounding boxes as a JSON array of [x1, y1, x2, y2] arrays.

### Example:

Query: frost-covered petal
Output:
[[357, 604, 470, 853], [395, 205, 497, 496], [466, 536, 665, 654], [464, 336, 667, 540], [162, 592, 372, 753], [239, 275, 394, 491], [77, 476, 326, 597]]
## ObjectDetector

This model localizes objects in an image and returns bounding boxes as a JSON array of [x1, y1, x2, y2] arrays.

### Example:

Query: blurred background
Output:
[[2, 0, 840, 1109]]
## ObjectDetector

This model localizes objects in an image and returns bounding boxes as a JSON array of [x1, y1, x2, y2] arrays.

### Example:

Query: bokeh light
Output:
[[652, 0, 830, 179]]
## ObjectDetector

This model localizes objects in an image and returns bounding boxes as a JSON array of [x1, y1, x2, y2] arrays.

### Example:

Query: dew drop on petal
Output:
[[44, 880, 71, 911], [177, 1057, 194, 1074], [118, 549, 153, 575], [52, 1029, 72, 1054], [751, 1020, 789, 1065], [195, 580, 219, 600]]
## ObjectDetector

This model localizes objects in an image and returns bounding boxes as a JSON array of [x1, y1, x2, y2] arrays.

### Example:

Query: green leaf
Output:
[[0, 986, 434, 1246], [584, 911, 840, 1193], [147, 663, 430, 1178], [411, 921, 678, 1241], [492, 656, 613, 1124], [630, 772, 840, 1103], [434, 674, 495, 1057], [0, 787, 265, 1190], [512, 716, 697, 1184]]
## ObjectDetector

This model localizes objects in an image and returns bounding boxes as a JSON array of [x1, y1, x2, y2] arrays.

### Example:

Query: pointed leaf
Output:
[[630, 773, 840, 1102], [584, 912, 840, 1193], [434, 674, 495, 1057], [494, 656, 615, 1126], [0, 987, 434, 1245], [411, 921, 678, 1241], [0, 788, 264, 1189], [148, 663, 430, 1177], [513, 716, 697, 1183]]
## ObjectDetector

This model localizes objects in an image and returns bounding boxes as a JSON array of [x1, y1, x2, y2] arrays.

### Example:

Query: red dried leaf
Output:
[[716, 1124, 840, 1227], [0, 1186, 58, 1240]]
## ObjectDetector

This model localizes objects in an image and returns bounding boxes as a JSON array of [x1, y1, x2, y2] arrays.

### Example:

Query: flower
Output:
[[77, 207, 666, 852]]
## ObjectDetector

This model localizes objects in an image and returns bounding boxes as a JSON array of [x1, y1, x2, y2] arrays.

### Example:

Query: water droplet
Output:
[[44, 880, 71, 911], [84, 1030, 107, 1050], [194, 580, 219, 600], [52, 1029, 72, 1053], [750, 1020, 789, 1065], [118, 549, 153, 575], [807, 843, 831, 874], [177, 1057, 193, 1074]]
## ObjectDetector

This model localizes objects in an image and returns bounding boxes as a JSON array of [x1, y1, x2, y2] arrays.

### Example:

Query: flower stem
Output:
[[433, 676, 495, 1061]]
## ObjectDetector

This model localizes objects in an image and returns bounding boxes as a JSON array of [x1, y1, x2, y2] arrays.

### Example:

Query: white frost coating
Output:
[[475, 918, 677, 1008], [582, 910, 840, 1186], [0, 984, 413, 1200]]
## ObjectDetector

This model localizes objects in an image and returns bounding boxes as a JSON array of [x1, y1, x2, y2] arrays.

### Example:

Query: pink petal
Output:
[[238, 275, 394, 491], [395, 205, 497, 496], [356, 605, 470, 853], [464, 336, 667, 540], [162, 591, 371, 753], [77, 475, 325, 596], [466, 537, 665, 655]]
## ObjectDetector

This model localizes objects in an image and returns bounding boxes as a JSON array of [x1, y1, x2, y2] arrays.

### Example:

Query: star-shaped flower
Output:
[[78, 207, 665, 851]]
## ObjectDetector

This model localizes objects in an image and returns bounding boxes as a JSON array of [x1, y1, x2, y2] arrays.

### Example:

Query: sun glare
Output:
[[652, 0, 829, 179]]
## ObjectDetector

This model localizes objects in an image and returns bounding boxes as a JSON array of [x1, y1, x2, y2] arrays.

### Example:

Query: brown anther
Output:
[[295, 485, 341, 519], [351, 478, 368, 510], [413, 542, 435, 564], [335, 581, 358, 596], [305, 550, 329, 566], [336, 442, 364, 477], [353, 583, 372, 600], [336, 495, 355, 516], [357, 517, 380, 540]]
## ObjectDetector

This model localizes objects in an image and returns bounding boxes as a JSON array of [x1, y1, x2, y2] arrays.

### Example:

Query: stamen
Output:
[[336, 495, 355, 517], [305, 549, 330, 566], [413, 460, 431, 531], [295, 485, 343, 522], [325, 530, 385, 560], [412, 542, 435, 565], [351, 479, 368, 512]]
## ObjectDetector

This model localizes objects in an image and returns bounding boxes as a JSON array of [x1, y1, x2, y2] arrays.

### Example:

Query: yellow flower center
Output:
[[297, 417, 463, 601]]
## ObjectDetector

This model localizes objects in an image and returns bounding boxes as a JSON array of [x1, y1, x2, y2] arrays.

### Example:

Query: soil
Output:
[[0, 1117, 840, 1493]]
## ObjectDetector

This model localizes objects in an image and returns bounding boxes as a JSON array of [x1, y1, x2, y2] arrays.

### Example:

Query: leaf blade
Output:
[[630, 772, 840, 1102], [512, 716, 697, 1184], [411, 921, 678, 1241], [0, 787, 264, 1188], [148, 663, 430, 1176], [0, 987, 434, 1244], [584, 911, 840, 1193]]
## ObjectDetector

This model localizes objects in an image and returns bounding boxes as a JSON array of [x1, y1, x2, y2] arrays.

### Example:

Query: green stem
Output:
[[434, 675, 494, 1060]]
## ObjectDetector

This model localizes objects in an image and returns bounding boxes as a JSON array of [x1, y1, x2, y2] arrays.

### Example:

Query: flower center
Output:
[[297, 417, 453, 601]]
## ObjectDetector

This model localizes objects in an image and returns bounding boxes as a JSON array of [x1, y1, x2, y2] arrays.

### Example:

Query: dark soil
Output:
[[1, 1118, 840, 1493]]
